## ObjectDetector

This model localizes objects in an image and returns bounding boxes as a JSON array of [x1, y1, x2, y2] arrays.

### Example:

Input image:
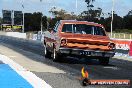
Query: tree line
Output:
[[26, 0, 132, 33], [21, 8, 132, 33], [1, 0, 132, 33]]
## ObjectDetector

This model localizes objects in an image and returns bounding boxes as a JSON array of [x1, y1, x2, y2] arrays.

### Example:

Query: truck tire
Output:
[[52, 48, 60, 62], [44, 44, 51, 58], [99, 57, 110, 65]]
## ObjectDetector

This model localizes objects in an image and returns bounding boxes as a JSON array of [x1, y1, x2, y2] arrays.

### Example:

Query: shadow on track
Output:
[[57, 56, 116, 67]]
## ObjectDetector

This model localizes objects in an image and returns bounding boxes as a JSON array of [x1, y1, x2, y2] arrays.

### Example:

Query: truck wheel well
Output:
[[44, 40, 46, 45], [53, 43, 55, 49]]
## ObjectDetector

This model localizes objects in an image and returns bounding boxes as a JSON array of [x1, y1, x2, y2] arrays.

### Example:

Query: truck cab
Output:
[[44, 20, 115, 65]]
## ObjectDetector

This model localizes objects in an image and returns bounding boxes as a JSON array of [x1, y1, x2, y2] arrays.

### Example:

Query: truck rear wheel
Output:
[[99, 57, 110, 65], [44, 44, 51, 58], [52, 48, 60, 62]]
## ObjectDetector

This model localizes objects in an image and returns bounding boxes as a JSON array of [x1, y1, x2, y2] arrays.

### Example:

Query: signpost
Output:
[[40, 0, 43, 34], [22, 4, 25, 33], [111, 0, 115, 38]]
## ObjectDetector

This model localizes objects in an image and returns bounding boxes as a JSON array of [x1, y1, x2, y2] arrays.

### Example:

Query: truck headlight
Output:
[[108, 43, 116, 50], [60, 39, 67, 46]]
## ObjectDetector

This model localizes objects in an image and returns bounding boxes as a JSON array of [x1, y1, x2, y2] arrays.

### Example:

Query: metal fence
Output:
[[108, 33, 132, 39]]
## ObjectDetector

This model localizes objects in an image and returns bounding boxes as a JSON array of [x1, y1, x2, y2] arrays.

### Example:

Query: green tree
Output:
[[47, 17, 62, 28], [123, 10, 132, 30], [82, 0, 104, 21], [42, 16, 48, 31], [85, 0, 95, 18], [49, 7, 76, 20], [49, 7, 67, 18], [79, 7, 102, 22], [24, 12, 47, 32], [31, 12, 42, 31], [102, 12, 123, 32], [0, 17, 2, 24], [0, 17, 2, 30], [24, 13, 32, 32]]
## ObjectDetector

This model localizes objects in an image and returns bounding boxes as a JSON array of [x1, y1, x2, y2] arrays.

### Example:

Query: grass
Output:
[[107, 29, 132, 39]]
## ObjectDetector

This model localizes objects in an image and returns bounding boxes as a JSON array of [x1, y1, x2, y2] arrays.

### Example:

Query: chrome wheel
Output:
[[43, 44, 51, 58], [53, 49, 56, 60], [44, 44, 47, 56], [52, 48, 59, 62]]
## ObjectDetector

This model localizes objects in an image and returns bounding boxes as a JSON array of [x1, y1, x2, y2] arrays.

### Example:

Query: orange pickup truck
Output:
[[43, 20, 115, 65]]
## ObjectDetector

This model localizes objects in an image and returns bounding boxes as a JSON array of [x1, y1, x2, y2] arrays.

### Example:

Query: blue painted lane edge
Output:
[[0, 64, 33, 88]]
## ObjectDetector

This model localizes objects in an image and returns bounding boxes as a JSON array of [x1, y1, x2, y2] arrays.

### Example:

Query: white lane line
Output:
[[0, 54, 52, 88], [103, 66, 120, 70]]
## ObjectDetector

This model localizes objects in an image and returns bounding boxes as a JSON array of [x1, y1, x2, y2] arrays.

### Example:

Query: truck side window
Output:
[[75, 24, 93, 34], [94, 26, 106, 36], [84, 25, 93, 34], [62, 24, 73, 33]]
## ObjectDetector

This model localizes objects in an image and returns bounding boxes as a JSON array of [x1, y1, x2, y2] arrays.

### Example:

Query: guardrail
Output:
[[108, 33, 132, 39], [0, 31, 44, 41], [6, 32, 26, 39], [112, 39, 132, 57]]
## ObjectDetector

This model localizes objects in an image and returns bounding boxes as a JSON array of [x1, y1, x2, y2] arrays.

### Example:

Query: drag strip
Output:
[[0, 35, 131, 88]]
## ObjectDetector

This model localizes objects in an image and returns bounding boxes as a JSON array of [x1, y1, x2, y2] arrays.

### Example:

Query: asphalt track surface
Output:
[[0, 35, 132, 88]]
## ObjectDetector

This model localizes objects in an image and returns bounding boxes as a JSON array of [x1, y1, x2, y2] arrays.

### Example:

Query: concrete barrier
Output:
[[32, 34, 44, 42], [6, 32, 26, 39], [112, 39, 132, 57], [129, 41, 132, 56]]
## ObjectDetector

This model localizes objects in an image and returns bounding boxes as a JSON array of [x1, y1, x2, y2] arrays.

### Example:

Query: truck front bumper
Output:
[[59, 48, 115, 57]]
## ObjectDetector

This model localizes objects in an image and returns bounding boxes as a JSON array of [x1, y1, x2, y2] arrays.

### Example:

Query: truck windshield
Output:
[[62, 24, 73, 33], [62, 24, 106, 36]]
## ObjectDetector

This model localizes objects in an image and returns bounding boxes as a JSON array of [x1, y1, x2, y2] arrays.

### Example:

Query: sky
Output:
[[0, 0, 132, 18]]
